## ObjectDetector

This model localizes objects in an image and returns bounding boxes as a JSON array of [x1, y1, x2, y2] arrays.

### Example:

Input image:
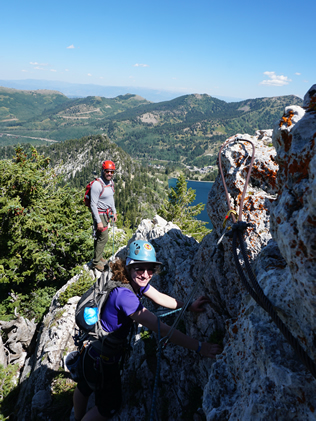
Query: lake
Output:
[[168, 178, 214, 228]]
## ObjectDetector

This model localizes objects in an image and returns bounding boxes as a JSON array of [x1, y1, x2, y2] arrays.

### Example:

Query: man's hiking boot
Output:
[[100, 258, 108, 264]]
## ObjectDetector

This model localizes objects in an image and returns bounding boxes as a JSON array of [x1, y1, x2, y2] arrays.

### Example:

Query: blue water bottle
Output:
[[84, 307, 98, 325]]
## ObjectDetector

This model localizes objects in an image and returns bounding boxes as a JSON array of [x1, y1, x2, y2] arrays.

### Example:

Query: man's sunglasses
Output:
[[104, 170, 115, 174]]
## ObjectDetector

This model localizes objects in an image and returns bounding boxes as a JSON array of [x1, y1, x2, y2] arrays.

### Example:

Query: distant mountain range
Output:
[[0, 86, 302, 167], [0, 79, 245, 103]]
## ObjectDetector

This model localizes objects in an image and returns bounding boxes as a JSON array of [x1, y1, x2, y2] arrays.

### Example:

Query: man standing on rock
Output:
[[90, 160, 117, 271]]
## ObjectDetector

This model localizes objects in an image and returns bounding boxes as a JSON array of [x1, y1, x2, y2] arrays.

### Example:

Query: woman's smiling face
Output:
[[130, 264, 155, 290]]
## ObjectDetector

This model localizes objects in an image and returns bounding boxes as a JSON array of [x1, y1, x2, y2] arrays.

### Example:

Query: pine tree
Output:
[[158, 173, 211, 241], [0, 146, 93, 320]]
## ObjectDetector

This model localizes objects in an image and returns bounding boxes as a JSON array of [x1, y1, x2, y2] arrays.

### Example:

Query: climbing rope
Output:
[[219, 137, 316, 379], [218, 136, 255, 223], [155, 308, 182, 318]]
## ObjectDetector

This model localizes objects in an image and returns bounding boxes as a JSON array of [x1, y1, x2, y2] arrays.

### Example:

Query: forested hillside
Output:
[[0, 87, 71, 121], [0, 87, 302, 167], [105, 94, 302, 166], [0, 134, 168, 228]]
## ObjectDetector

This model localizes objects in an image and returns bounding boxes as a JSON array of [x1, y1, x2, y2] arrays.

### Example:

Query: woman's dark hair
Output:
[[109, 258, 130, 284]]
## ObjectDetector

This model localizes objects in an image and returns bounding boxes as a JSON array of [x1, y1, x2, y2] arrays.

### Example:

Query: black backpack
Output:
[[75, 266, 135, 354]]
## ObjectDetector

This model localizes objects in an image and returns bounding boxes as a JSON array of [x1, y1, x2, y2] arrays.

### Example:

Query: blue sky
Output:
[[0, 0, 315, 100]]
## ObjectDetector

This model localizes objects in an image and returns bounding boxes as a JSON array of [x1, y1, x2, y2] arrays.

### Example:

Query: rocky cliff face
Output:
[[1, 85, 315, 421], [202, 84, 316, 420]]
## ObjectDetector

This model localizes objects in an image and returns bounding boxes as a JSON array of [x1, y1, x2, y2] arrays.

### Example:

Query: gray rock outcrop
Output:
[[202, 84, 316, 420], [0, 312, 36, 367]]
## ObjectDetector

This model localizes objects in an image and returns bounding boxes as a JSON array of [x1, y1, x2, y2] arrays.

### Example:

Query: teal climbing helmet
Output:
[[126, 240, 162, 266]]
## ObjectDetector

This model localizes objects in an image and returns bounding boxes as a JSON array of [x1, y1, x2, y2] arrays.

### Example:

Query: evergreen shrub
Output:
[[0, 146, 93, 320]]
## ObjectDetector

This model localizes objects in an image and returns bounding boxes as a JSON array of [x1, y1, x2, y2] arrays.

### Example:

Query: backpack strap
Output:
[[97, 178, 115, 197], [91, 272, 137, 355], [97, 178, 106, 198]]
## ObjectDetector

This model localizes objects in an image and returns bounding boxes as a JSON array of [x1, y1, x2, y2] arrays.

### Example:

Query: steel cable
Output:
[[236, 229, 316, 379]]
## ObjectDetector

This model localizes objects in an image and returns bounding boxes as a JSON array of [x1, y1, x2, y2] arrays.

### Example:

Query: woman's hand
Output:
[[200, 342, 223, 359], [189, 296, 211, 313]]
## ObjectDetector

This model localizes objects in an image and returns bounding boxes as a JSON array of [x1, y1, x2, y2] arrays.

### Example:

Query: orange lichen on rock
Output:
[[249, 163, 278, 189], [298, 240, 308, 258], [281, 132, 293, 153], [279, 110, 295, 127], [297, 335, 307, 346], [306, 95, 316, 112], [288, 157, 310, 182], [297, 390, 306, 404], [307, 215, 316, 227]]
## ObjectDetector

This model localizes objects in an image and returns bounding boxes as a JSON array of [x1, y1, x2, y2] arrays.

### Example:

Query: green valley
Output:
[[0, 87, 302, 168]]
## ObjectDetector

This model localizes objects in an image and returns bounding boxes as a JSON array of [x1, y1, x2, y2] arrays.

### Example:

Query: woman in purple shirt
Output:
[[73, 240, 222, 421]]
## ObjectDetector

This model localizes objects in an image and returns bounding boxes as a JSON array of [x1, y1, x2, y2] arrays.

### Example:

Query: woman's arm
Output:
[[130, 307, 222, 359], [144, 285, 181, 309], [144, 285, 212, 313]]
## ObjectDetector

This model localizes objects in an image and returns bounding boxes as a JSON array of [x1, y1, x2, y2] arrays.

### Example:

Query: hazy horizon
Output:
[[0, 78, 250, 103]]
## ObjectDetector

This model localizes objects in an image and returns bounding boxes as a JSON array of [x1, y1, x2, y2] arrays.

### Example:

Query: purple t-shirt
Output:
[[100, 285, 149, 339]]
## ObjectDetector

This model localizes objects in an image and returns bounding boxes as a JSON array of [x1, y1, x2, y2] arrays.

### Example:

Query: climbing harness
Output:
[[219, 136, 316, 379]]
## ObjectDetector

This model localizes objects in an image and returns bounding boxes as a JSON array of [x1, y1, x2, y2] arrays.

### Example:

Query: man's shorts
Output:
[[77, 347, 122, 418]]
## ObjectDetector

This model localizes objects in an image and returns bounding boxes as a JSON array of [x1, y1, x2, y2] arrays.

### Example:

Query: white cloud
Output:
[[260, 71, 292, 86], [67, 44, 75, 49], [34, 66, 44, 70], [100, 77, 104, 79], [133, 63, 149, 67], [295, 72, 301, 76], [87, 73, 92, 76], [50, 69, 57, 72], [30, 61, 48, 66], [21, 69, 27, 72], [65, 69, 69, 72]]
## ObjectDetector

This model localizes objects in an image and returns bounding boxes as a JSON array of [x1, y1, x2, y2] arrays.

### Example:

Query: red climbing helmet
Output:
[[102, 160, 115, 171]]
